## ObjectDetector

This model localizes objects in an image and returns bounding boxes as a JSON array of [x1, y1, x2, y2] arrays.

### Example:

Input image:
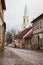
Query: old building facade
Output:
[[15, 27, 33, 49], [31, 14, 43, 49], [0, 0, 6, 48]]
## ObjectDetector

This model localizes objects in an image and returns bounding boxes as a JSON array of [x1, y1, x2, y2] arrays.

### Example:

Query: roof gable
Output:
[[15, 27, 32, 39], [31, 13, 43, 23], [23, 29, 33, 39]]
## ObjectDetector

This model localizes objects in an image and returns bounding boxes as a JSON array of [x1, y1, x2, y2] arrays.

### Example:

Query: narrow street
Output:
[[0, 47, 43, 65], [6, 47, 43, 65], [0, 47, 31, 65]]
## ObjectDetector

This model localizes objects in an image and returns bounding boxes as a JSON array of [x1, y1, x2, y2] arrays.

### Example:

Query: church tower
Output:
[[22, 4, 29, 30]]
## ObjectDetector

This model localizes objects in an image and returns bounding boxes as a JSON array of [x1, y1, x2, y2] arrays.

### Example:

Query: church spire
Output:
[[24, 4, 28, 17], [22, 4, 29, 30]]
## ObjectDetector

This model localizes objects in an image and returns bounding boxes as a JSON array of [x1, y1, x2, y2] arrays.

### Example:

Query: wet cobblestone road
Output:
[[7, 47, 43, 65], [0, 48, 31, 65], [0, 47, 43, 65]]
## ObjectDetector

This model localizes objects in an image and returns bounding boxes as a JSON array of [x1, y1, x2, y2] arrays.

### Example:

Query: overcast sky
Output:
[[4, 0, 43, 32]]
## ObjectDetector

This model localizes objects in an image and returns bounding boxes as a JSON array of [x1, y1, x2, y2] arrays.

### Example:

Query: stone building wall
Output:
[[0, 0, 6, 48], [31, 35, 38, 49], [24, 39, 30, 49]]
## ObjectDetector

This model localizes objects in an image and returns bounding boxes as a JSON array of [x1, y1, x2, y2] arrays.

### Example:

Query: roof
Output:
[[23, 29, 33, 39], [31, 13, 43, 23], [15, 27, 32, 39], [1, 0, 6, 10], [24, 4, 28, 17]]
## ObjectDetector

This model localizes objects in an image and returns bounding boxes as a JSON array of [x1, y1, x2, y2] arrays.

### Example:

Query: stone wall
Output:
[[31, 35, 38, 49]]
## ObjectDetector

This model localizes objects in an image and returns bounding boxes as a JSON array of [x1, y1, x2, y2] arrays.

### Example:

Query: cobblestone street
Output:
[[6, 47, 43, 65], [0, 47, 31, 65], [0, 47, 43, 65]]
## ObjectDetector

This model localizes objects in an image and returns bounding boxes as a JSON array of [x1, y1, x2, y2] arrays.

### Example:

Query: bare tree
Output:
[[6, 28, 16, 46], [6, 31, 12, 45]]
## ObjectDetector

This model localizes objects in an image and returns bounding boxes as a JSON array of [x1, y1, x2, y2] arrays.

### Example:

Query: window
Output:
[[39, 21, 42, 29], [24, 19, 25, 23], [35, 23, 37, 30], [24, 26, 25, 28]]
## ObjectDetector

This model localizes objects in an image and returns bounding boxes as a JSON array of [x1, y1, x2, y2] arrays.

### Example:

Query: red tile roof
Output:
[[23, 29, 33, 39], [15, 27, 32, 39]]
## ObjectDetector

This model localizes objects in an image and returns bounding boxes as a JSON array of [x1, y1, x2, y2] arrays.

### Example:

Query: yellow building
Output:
[[0, 0, 6, 48]]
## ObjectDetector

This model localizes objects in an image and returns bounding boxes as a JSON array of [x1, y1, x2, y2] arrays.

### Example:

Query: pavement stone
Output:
[[6, 47, 43, 65], [0, 47, 32, 65]]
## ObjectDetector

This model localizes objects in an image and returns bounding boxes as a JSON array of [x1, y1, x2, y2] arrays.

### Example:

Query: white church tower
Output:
[[22, 4, 29, 30]]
